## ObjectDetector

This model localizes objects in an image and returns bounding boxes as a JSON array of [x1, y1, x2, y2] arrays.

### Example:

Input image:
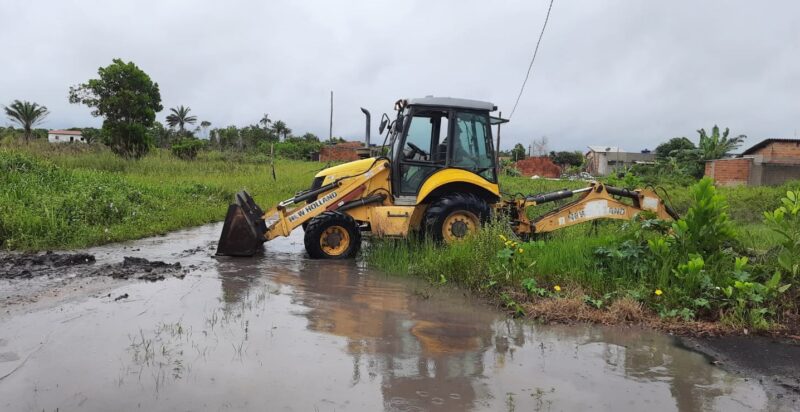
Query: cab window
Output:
[[451, 112, 495, 181]]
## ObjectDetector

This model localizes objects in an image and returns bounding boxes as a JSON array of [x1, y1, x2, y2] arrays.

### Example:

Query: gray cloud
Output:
[[1, 0, 798, 151]]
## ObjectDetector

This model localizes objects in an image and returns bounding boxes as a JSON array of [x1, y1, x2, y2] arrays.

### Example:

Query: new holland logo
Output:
[[288, 191, 338, 223]]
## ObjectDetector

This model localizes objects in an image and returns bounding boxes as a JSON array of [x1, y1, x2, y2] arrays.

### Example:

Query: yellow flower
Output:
[[553, 285, 561, 292], [655, 289, 663, 296], [499, 235, 508, 242], [518, 248, 524, 254]]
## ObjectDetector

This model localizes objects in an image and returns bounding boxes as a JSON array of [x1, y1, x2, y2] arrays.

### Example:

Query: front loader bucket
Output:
[[216, 191, 267, 257]]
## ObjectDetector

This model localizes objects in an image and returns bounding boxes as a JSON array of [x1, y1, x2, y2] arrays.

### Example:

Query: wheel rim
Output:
[[442, 211, 480, 242], [320, 225, 351, 256]]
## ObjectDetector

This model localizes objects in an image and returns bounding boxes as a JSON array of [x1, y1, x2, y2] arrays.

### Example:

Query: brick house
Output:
[[514, 157, 561, 178], [705, 139, 800, 186]]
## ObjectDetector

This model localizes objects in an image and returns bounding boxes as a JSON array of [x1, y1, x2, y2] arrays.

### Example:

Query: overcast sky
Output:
[[2, 0, 798, 151]]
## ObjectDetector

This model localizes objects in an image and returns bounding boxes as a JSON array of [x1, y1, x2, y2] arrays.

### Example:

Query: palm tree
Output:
[[259, 113, 271, 129], [3, 100, 50, 142], [696, 125, 746, 160], [165, 105, 197, 135], [271, 120, 291, 140]]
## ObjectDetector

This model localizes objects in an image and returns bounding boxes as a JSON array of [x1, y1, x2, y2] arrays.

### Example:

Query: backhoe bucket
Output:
[[216, 191, 267, 257]]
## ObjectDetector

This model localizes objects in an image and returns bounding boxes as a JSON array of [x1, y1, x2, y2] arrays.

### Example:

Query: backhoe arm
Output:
[[504, 182, 678, 236]]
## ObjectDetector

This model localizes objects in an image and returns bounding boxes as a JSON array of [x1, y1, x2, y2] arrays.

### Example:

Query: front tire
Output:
[[304, 211, 362, 259], [424, 193, 490, 243]]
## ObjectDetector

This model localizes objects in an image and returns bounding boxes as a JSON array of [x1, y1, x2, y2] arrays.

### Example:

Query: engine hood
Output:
[[315, 158, 378, 183]]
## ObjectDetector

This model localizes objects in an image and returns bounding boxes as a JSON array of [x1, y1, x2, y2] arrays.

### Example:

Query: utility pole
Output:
[[329, 91, 333, 141], [528, 143, 532, 157]]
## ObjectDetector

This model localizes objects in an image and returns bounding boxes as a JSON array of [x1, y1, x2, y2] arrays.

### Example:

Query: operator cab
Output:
[[388, 97, 503, 198]]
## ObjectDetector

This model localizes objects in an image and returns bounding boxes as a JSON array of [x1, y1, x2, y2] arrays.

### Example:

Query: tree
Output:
[[532, 136, 549, 156], [696, 125, 746, 160], [79, 127, 100, 144], [655, 137, 696, 160], [549, 150, 583, 167], [301, 132, 319, 142], [165, 105, 197, 135], [272, 120, 289, 141], [69, 59, 162, 158], [511, 143, 527, 161], [259, 113, 271, 129], [200, 120, 211, 139], [3, 100, 49, 142]]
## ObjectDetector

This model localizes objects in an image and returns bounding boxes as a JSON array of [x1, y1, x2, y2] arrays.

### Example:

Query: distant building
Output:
[[705, 138, 800, 186], [48, 130, 84, 143], [584, 146, 655, 176]]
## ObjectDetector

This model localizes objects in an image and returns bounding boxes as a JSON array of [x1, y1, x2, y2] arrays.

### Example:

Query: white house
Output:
[[48, 130, 85, 143]]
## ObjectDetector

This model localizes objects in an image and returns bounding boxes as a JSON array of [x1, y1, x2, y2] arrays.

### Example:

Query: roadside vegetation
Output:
[[0, 140, 318, 250], [368, 177, 800, 333]]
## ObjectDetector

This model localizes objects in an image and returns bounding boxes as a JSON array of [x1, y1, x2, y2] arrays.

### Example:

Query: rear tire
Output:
[[304, 211, 362, 259], [424, 193, 490, 243]]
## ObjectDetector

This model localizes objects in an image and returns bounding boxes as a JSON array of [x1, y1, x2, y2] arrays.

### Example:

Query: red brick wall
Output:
[[515, 157, 562, 178], [320, 142, 362, 162], [753, 141, 800, 164], [705, 158, 752, 186]]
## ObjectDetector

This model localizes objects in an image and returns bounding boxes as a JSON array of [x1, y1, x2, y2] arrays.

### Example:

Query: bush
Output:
[[171, 138, 206, 160]]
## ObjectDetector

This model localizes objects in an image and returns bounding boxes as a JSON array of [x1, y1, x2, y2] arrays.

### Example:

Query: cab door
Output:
[[448, 110, 496, 183], [392, 107, 451, 197]]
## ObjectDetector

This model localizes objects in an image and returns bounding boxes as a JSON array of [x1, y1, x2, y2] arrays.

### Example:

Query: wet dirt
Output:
[[0, 223, 796, 411]]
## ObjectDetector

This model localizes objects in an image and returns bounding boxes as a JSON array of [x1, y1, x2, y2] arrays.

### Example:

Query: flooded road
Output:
[[0, 224, 791, 411]]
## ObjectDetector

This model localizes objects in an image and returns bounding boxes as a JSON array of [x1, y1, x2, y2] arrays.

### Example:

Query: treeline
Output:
[[3, 59, 346, 161]]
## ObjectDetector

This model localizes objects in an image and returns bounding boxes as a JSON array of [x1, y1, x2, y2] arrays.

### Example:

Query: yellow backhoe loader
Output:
[[217, 97, 678, 258]]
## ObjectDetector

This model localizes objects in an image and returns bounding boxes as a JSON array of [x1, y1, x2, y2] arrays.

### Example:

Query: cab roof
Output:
[[406, 96, 496, 112]]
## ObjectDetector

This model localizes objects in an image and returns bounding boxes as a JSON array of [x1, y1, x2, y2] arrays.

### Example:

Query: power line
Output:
[[509, 0, 555, 119]]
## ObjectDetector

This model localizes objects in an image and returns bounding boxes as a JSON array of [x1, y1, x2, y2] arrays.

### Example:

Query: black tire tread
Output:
[[423, 193, 490, 242], [303, 211, 362, 259]]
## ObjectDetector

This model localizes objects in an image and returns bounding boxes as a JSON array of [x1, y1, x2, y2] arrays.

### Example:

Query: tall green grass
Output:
[[0, 143, 319, 250]]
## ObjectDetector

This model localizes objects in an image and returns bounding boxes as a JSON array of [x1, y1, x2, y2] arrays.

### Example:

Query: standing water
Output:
[[0, 224, 785, 411]]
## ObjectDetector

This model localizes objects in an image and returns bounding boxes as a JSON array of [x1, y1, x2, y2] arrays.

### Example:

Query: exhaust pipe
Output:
[[360, 107, 370, 147]]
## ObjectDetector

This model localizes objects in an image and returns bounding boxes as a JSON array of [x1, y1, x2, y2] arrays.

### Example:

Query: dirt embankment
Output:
[[0, 252, 186, 282]]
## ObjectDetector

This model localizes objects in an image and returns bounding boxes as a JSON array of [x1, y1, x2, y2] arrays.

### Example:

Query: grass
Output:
[[367, 176, 800, 332], [0, 140, 319, 250]]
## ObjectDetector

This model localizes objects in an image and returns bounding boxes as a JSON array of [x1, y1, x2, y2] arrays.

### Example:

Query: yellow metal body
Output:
[[316, 158, 377, 185], [509, 183, 675, 235], [415, 169, 500, 205], [255, 158, 674, 245]]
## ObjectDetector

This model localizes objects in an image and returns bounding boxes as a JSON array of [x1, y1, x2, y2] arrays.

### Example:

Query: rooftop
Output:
[[48, 130, 82, 135], [587, 145, 623, 153], [407, 97, 496, 112], [742, 138, 800, 155]]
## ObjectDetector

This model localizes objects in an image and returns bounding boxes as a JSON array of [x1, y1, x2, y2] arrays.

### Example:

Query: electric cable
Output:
[[509, 0, 555, 119]]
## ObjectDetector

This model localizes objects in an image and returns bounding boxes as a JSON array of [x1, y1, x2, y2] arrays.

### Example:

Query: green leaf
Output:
[[778, 284, 792, 293]]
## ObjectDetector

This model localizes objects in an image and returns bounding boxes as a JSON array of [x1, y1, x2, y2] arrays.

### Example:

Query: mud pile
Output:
[[0, 252, 185, 282]]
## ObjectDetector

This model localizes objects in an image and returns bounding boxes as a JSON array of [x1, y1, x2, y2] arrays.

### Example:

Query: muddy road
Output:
[[0, 224, 796, 411]]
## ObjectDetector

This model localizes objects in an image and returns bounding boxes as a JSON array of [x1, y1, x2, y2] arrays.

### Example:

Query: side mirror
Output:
[[379, 113, 390, 134]]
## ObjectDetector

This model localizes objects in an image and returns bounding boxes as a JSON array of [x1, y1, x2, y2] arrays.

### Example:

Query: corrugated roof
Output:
[[742, 138, 800, 155], [48, 130, 82, 135]]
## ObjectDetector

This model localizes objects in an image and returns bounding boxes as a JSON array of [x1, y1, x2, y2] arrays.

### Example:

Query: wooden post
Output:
[[270, 143, 276, 180], [329, 91, 333, 141]]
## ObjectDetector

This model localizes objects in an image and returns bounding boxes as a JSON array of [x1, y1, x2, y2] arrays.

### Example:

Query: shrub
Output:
[[171, 138, 206, 160]]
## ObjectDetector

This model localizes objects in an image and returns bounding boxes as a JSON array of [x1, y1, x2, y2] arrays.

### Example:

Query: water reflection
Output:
[[215, 252, 766, 411]]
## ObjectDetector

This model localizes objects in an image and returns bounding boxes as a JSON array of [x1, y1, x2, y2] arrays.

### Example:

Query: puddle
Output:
[[0, 224, 790, 411]]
